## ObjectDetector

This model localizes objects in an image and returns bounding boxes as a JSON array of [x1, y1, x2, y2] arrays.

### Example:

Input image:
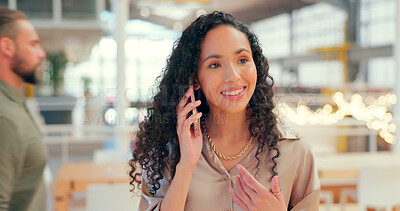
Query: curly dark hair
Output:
[[129, 11, 281, 195]]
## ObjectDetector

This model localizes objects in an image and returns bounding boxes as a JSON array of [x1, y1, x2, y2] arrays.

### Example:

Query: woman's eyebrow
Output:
[[202, 54, 221, 64], [235, 48, 250, 55]]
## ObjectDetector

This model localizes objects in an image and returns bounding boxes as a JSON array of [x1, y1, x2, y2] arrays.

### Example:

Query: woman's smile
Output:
[[221, 86, 246, 100]]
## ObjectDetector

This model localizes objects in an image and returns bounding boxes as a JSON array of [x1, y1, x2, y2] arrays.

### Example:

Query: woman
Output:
[[129, 11, 320, 211]]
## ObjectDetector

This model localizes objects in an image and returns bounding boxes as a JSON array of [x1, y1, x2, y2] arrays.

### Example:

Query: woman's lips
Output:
[[221, 86, 246, 101]]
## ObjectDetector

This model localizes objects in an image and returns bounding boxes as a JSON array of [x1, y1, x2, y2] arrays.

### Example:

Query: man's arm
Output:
[[0, 117, 24, 211]]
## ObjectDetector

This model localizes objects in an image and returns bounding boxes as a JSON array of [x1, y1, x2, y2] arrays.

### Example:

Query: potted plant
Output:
[[36, 51, 76, 124], [47, 51, 68, 96]]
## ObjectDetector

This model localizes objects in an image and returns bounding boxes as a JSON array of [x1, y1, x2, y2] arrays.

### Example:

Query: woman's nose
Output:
[[224, 63, 240, 82]]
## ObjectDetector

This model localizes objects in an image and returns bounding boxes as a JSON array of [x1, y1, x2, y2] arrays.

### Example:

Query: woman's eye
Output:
[[239, 58, 248, 64], [209, 63, 221, 68]]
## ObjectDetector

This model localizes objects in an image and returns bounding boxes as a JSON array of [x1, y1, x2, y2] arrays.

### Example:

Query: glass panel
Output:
[[18, 0, 52, 19], [0, 0, 7, 7], [367, 58, 395, 88], [252, 14, 290, 59], [360, 0, 395, 46], [62, 0, 96, 20], [298, 61, 344, 88], [292, 3, 346, 54]]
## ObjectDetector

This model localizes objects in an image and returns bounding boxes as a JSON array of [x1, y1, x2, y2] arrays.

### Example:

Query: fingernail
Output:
[[195, 101, 201, 106], [197, 113, 202, 117], [272, 175, 279, 183]]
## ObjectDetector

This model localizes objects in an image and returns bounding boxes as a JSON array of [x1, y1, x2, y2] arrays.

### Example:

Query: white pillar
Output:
[[53, 0, 62, 23], [111, 0, 129, 151], [96, 0, 106, 23], [8, 0, 16, 9], [394, 0, 400, 152]]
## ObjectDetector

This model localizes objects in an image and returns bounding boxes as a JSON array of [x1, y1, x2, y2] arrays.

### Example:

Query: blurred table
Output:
[[317, 152, 400, 202], [54, 162, 131, 211], [54, 153, 400, 210], [43, 124, 137, 163]]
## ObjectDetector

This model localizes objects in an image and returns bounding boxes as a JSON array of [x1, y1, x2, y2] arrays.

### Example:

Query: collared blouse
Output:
[[139, 125, 320, 211]]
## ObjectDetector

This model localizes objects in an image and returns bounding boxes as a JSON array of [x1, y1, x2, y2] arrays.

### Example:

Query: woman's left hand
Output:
[[229, 164, 287, 211]]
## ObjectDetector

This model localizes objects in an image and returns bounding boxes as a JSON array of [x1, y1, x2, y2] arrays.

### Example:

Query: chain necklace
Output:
[[203, 125, 253, 160]]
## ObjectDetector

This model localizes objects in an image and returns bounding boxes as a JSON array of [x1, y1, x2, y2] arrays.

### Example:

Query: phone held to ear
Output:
[[189, 80, 200, 137]]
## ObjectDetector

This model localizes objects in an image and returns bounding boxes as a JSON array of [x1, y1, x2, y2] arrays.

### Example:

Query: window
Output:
[[0, 0, 7, 7], [292, 3, 346, 54], [18, 0, 52, 19], [62, 0, 97, 20], [360, 0, 395, 46], [252, 14, 290, 59]]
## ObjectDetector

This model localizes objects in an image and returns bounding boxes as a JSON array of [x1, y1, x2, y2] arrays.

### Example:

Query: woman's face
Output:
[[196, 25, 257, 115]]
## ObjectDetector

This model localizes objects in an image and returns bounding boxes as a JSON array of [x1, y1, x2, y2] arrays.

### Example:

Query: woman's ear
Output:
[[193, 77, 200, 90]]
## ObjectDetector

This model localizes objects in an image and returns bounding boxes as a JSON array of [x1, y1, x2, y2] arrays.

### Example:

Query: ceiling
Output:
[[33, 0, 315, 62], [129, 0, 312, 30]]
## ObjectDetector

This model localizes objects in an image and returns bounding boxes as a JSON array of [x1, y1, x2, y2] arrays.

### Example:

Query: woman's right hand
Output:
[[176, 87, 203, 169]]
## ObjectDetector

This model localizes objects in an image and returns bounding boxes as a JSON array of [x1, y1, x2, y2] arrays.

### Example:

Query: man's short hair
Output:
[[0, 7, 27, 39]]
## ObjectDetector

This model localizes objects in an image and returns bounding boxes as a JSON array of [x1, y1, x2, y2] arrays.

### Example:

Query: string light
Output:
[[278, 92, 397, 144]]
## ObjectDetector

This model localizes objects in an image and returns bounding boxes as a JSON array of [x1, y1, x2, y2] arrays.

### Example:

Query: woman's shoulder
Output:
[[276, 124, 314, 155], [276, 124, 301, 141], [274, 124, 318, 179]]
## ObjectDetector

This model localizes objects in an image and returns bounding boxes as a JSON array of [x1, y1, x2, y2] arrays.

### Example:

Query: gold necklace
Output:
[[204, 126, 253, 160]]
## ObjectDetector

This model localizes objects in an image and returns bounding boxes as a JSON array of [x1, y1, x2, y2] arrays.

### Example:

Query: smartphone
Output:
[[189, 79, 200, 137]]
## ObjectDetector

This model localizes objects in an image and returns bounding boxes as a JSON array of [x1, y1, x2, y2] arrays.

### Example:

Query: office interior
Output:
[[2, 0, 400, 210]]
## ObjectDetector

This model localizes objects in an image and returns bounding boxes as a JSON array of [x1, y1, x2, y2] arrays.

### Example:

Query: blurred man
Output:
[[0, 7, 47, 211]]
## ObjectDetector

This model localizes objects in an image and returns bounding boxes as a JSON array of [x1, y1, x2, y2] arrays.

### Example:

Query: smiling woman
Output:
[[129, 11, 320, 211], [196, 25, 257, 115]]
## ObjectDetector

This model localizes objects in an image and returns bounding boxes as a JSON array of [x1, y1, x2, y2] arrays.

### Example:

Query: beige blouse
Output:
[[139, 125, 320, 211]]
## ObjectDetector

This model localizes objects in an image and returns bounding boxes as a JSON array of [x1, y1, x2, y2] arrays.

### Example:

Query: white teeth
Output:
[[222, 88, 244, 96]]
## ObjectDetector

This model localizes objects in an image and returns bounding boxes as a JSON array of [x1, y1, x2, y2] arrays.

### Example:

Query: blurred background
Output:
[[2, 0, 400, 210]]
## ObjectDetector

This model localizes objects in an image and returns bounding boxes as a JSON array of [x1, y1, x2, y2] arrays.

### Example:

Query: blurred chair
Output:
[[340, 164, 400, 211], [86, 183, 140, 211], [320, 190, 333, 211], [93, 149, 132, 163], [340, 188, 357, 211]]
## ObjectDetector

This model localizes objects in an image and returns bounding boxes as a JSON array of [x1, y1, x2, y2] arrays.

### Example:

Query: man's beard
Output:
[[11, 52, 42, 85]]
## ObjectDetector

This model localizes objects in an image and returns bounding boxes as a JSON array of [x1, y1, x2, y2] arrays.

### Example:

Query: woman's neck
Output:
[[205, 109, 251, 144]]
